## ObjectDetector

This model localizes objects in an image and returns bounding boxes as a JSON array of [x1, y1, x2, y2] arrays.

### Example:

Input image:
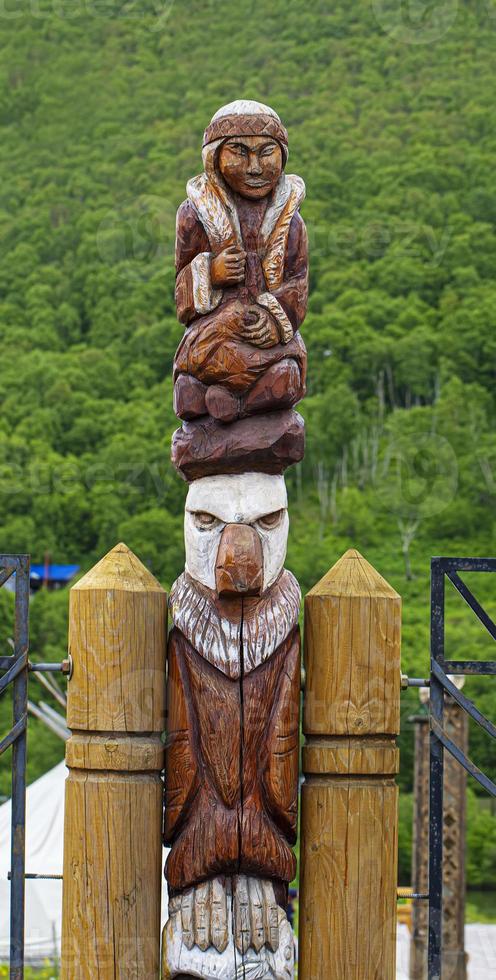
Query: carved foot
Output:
[[162, 876, 295, 979], [240, 359, 304, 418], [174, 374, 208, 421], [205, 385, 240, 423], [174, 358, 305, 427]]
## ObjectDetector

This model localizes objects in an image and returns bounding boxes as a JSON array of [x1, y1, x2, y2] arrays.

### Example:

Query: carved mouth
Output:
[[245, 179, 270, 187]]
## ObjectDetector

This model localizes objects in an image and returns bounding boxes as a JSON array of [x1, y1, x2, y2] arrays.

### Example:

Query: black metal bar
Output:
[[0, 716, 27, 757], [28, 662, 65, 673], [0, 655, 28, 698], [438, 659, 496, 675], [428, 559, 444, 980], [428, 556, 496, 979], [407, 678, 431, 687], [0, 566, 15, 589], [447, 569, 496, 642], [431, 661, 496, 740], [438, 556, 496, 573], [0, 556, 30, 980], [431, 716, 496, 797]]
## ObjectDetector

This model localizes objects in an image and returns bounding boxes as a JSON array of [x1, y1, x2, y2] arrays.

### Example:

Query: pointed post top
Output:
[[307, 548, 400, 600], [72, 542, 166, 594]]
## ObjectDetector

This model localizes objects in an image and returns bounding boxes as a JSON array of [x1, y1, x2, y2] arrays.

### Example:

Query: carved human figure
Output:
[[162, 474, 300, 980], [172, 100, 308, 430]]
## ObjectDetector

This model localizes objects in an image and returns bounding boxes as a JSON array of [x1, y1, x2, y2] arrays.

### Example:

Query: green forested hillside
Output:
[[1, 0, 496, 882]]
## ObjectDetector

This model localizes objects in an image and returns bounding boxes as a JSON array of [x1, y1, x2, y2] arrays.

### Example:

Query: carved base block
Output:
[[162, 876, 295, 980], [171, 409, 305, 481]]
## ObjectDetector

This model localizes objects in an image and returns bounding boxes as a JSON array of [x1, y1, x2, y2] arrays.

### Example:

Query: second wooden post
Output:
[[61, 543, 167, 980], [299, 548, 401, 980]]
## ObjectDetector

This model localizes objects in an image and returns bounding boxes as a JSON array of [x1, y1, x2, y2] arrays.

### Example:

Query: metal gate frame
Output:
[[1, 555, 68, 978], [428, 557, 496, 980], [0, 555, 30, 980]]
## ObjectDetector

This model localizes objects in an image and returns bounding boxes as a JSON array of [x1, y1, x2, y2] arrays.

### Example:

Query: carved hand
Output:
[[241, 306, 280, 349], [211, 245, 247, 287]]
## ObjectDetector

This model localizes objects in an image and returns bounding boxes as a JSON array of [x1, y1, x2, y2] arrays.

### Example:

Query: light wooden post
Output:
[[61, 543, 167, 980], [299, 549, 401, 980]]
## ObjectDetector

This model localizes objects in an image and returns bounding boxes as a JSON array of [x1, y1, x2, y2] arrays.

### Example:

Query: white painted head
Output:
[[184, 472, 289, 595]]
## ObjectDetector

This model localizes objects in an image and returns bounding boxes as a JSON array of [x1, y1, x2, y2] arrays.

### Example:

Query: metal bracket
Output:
[[401, 674, 430, 689], [28, 654, 73, 679]]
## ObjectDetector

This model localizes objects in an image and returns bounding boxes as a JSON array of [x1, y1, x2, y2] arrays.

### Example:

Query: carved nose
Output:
[[247, 153, 262, 175], [215, 524, 263, 598]]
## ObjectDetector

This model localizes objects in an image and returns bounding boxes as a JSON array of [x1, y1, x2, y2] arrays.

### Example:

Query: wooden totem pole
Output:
[[162, 100, 308, 980]]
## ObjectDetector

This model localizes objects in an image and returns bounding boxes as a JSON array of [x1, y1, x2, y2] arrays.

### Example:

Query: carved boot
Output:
[[203, 359, 304, 424]]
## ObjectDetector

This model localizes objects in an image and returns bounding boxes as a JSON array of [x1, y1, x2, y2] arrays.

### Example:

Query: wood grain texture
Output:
[[65, 733, 164, 772], [299, 549, 401, 980], [164, 622, 300, 895], [303, 548, 401, 736], [299, 777, 398, 980], [303, 737, 399, 777], [67, 543, 167, 734], [61, 543, 167, 980], [62, 769, 163, 980], [171, 408, 305, 481]]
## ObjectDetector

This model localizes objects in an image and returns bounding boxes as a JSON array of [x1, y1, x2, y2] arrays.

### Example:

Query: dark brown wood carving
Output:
[[163, 98, 308, 980]]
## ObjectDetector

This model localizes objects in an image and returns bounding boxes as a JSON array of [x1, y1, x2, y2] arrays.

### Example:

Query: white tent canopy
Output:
[[0, 761, 169, 964], [0, 761, 65, 963]]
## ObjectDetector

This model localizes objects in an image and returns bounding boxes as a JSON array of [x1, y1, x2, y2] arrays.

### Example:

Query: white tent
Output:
[[0, 761, 169, 965], [0, 761, 65, 963]]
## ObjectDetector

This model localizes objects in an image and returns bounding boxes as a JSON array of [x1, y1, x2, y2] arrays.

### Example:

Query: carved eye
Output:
[[191, 511, 220, 531], [257, 509, 285, 531], [261, 145, 276, 157], [229, 142, 248, 156]]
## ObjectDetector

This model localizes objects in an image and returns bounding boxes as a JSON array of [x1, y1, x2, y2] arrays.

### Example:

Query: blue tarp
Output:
[[30, 564, 80, 583]]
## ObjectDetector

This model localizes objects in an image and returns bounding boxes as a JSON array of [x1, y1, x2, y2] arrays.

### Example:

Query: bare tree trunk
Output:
[[398, 519, 419, 580]]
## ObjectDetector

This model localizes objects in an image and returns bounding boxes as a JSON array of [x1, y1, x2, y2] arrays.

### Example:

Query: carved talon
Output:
[[210, 876, 229, 953], [232, 877, 281, 955], [248, 877, 265, 954], [164, 876, 294, 978]]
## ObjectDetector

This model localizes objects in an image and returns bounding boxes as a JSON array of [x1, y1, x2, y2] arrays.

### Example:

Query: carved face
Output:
[[185, 473, 289, 597], [218, 136, 283, 200]]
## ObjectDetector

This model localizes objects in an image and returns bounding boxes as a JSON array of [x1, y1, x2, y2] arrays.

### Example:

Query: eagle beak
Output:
[[215, 524, 263, 598]]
